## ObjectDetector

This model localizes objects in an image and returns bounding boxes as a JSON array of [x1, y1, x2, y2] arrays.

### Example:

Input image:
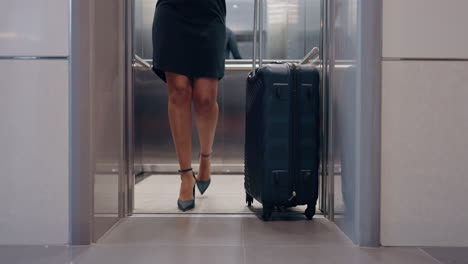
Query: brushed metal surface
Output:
[[329, 0, 359, 241], [133, 69, 248, 172], [133, 0, 322, 172], [91, 0, 126, 242], [327, 0, 382, 246], [126, 0, 136, 217], [70, 0, 93, 245]]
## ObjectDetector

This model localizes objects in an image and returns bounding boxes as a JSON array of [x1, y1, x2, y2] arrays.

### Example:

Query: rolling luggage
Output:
[[244, 0, 320, 221]]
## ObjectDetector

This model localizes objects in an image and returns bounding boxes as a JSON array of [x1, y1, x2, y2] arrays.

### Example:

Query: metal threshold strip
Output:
[[0, 56, 69, 60], [133, 208, 323, 215], [383, 57, 468, 61], [134, 211, 259, 215], [133, 211, 324, 217]]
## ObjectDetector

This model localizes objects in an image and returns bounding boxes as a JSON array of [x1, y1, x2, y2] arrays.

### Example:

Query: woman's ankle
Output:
[[197, 159, 211, 181]]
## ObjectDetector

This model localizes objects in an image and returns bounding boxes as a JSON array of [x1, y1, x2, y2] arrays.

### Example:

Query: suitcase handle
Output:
[[251, 0, 264, 77], [300, 47, 320, 65]]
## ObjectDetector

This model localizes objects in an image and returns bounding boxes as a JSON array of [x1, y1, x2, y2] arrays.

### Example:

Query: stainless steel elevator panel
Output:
[[326, 0, 360, 240], [326, 0, 382, 246], [133, 0, 323, 173], [91, 0, 126, 241], [134, 0, 321, 60], [134, 68, 248, 173]]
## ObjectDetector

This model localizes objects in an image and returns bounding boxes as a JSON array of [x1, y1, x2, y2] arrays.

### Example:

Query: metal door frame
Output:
[[124, 0, 135, 216], [318, 0, 334, 220], [70, 0, 94, 245], [70, 0, 129, 244], [320, 0, 382, 246], [122, 0, 382, 246], [124, 0, 332, 217]]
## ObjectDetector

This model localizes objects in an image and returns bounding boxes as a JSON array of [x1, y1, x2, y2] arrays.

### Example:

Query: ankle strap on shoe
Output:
[[178, 168, 193, 173]]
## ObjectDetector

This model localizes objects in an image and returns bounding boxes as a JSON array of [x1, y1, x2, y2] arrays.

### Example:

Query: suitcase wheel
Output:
[[305, 205, 315, 220], [262, 210, 272, 221], [262, 204, 274, 221], [246, 194, 254, 207]]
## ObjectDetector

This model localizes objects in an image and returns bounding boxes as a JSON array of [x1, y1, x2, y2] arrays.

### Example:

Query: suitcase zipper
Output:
[[290, 63, 299, 202]]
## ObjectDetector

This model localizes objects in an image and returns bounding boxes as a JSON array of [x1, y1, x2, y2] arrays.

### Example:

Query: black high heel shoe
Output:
[[177, 168, 197, 211], [196, 152, 212, 195]]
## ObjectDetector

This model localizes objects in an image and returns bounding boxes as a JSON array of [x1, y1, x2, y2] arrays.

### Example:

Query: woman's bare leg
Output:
[[192, 77, 219, 181], [166, 72, 195, 201]]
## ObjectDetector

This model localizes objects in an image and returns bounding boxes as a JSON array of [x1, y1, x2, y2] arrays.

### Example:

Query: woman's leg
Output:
[[166, 72, 196, 201], [192, 77, 219, 181]]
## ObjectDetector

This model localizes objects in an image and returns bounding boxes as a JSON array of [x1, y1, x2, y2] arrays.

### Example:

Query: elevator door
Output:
[[129, 0, 326, 214], [91, 0, 127, 241]]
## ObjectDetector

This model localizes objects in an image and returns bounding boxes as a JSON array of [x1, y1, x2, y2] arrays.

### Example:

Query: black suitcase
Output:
[[244, 62, 320, 221]]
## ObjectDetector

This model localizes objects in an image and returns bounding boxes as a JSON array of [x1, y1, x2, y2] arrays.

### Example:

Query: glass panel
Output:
[[134, 0, 155, 60], [135, 0, 322, 61], [226, 0, 322, 60], [264, 0, 321, 60]]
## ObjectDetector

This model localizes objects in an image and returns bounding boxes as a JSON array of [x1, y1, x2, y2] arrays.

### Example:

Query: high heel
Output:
[[196, 152, 212, 195], [177, 168, 196, 211]]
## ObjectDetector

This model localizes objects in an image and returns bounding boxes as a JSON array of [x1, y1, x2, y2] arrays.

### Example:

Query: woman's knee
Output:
[[193, 78, 218, 112], [194, 94, 217, 113], [167, 75, 192, 105]]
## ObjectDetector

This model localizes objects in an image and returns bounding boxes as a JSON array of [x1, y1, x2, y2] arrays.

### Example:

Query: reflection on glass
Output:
[[225, 27, 242, 59], [135, 0, 321, 61], [331, 0, 359, 240], [225, 0, 321, 60]]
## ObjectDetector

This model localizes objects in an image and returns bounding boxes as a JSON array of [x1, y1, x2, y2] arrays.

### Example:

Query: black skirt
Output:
[[152, 0, 227, 82]]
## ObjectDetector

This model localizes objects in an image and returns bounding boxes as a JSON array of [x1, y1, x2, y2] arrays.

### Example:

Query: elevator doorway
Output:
[[126, 0, 329, 216], [73, 0, 382, 246]]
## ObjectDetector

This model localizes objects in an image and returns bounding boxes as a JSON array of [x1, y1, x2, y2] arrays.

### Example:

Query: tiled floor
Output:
[[2, 216, 465, 264], [421, 247, 468, 264], [134, 174, 309, 213], [134, 174, 347, 214]]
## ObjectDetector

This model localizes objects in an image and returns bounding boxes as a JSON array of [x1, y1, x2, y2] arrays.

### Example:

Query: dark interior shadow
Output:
[[135, 172, 153, 185], [247, 205, 314, 222]]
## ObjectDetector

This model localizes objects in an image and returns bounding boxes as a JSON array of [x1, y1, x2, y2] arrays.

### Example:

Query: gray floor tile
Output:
[[74, 245, 244, 264], [0, 246, 88, 264], [98, 217, 243, 246], [135, 175, 250, 213], [422, 247, 468, 264], [245, 245, 366, 264], [361, 247, 441, 264], [94, 215, 120, 242], [134, 175, 317, 214], [245, 246, 440, 264], [242, 217, 353, 247], [2, 216, 452, 264]]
